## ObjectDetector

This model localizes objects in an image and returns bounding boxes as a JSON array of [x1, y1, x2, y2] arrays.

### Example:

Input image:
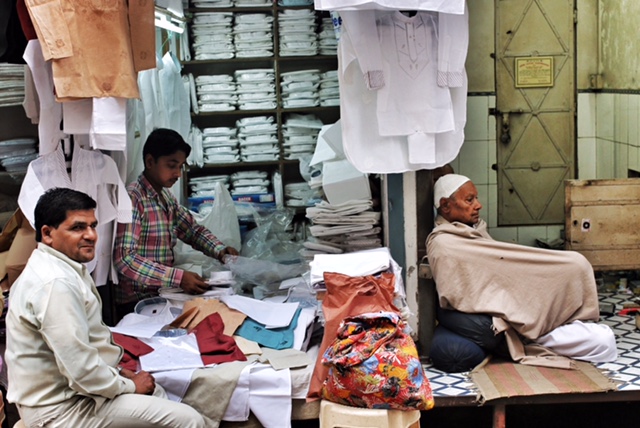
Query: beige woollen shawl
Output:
[[426, 216, 600, 369]]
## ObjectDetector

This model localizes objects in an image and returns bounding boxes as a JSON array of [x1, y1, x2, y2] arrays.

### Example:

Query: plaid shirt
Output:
[[113, 174, 226, 304]]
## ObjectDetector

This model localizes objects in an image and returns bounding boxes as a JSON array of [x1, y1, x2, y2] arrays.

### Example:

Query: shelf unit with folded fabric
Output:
[[181, 1, 339, 211]]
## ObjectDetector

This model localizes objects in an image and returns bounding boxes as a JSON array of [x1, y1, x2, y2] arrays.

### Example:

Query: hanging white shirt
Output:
[[71, 144, 133, 285], [23, 40, 66, 156], [338, 8, 468, 172], [314, 0, 466, 14], [159, 52, 191, 140]]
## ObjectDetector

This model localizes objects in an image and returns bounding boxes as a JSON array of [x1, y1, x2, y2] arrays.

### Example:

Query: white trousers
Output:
[[17, 385, 205, 428], [535, 320, 618, 363]]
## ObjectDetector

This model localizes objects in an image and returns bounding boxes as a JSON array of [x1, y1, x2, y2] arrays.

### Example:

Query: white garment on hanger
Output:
[[72, 144, 133, 285], [18, 145, 71, 228], [314, 0, 465, 14], [159, 52, 191, 140], [138, 57, 170, 140], [90, 97, 127, 151], [338, 7, 468, 172], [23, 40, 66, 155], [22, 64, 40, 124], [125, 98, 145, 185], [62, 98, 93, 134]]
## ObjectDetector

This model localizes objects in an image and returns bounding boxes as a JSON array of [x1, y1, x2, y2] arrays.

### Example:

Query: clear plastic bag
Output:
[[192, 181, 242, 251]]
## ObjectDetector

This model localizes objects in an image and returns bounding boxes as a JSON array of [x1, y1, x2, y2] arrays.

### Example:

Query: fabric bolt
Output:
[[24, 0, 155, 100], [6, 244, 136, 408], [426, 216, 603, 369], [192, 312, 247, 365], [307, 272, 398, 400], [338, 8, 468, 173], [113, 174, 227, 305], [321, 311, 434, 410], [22, 39, 65, 155]]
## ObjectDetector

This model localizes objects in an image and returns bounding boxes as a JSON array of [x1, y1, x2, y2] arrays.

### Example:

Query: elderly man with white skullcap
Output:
[[426, 174, 617, 373]]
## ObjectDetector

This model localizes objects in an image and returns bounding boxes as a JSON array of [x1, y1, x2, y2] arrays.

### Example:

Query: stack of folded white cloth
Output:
[[235, 68, 277, 111], [201, 126, 239, 164], [278, 9, 318, 57], [0, 138, 37, 174], [236, 0, 271, 6], [317, 16, 338, 56], [281, 113, 323, 160], [230, 170, 270, 195], [195, 74, 237, 112], [233, 13, 274, 58], [236, 116, 279, 162], [285, 182, 324, 208], [280, 69, 321, 109], [189, 174, 231, 197], [192, 0, 234, 7], [304, 199, 383, 256], [318, 70, 340, 106], [190, 12, 234, 60], [0, 64, 25, 107]]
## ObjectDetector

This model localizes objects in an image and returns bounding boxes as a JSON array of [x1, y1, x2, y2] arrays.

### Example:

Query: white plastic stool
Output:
[[13, 420, 26, 428], [319, 400, 420, 428]]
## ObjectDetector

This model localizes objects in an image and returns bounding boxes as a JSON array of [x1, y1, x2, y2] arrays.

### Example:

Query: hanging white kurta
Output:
[[71, 144, 133, 285], [314, 0, 466, 14], [17, 144, 132, 286], [338, 8, 468, 173], [23, 39, 65, 156]]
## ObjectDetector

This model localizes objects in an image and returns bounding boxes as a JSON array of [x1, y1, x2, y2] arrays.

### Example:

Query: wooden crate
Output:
[[565, 178, 640, 271]]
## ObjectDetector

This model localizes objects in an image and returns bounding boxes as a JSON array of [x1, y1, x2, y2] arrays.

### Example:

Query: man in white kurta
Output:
[[426, 174, 617, 369], [5, 188, 204, 428]]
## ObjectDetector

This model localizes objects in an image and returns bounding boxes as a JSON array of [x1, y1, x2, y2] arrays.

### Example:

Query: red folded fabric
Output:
[[112, 332, 154, 371], [192, 313, 247, 365]]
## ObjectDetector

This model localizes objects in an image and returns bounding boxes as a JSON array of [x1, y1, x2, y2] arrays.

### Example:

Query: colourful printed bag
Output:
[[321, 311, 434, 411]]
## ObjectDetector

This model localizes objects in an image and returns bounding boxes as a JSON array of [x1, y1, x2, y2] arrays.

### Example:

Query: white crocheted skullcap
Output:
[[434, 174, 471, 208]]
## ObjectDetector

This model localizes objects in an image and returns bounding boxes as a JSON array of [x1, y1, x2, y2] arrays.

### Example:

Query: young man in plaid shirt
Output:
[[113, 128, 238, 321]]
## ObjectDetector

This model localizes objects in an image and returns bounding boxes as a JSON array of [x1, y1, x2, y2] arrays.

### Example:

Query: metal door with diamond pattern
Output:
[[496, 0, 575, 225]]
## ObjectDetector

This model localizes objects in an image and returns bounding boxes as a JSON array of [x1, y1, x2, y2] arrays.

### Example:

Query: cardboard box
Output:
[[5, 215, 36, 287]]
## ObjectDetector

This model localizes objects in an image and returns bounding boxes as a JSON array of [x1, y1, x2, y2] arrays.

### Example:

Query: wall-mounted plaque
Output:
[[515, 56, 554, 88]]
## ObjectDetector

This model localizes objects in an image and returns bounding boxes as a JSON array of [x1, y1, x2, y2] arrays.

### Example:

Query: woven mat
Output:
[[469, 359, 618, 402]]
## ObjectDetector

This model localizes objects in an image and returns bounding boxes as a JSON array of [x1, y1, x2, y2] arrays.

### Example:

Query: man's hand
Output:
[[130, 370, 156, 395], [180, 271, 209, 295], [218, 247, 239, 262]]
